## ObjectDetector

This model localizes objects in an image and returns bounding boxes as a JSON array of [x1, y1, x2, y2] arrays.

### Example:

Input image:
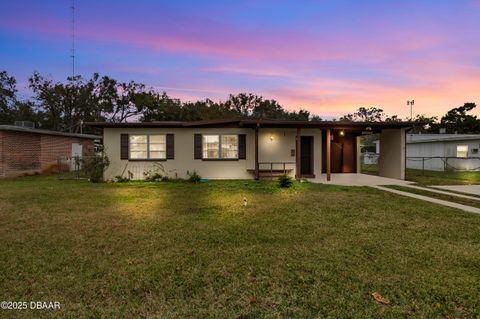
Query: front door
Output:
[[300, 136, 314, 176], [322, 131, 357, 173]]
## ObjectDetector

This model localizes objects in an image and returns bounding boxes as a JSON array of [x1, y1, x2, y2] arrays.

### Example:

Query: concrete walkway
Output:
[[310, 173, 480, 214], [373, 186, 480, 214], [432, 185, 480, 196]]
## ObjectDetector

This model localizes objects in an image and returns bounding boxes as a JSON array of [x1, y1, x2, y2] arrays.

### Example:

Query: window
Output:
[[202, 134, 238, 159], [457, 145, 468, 158], [221, 135, 238, 158], [129, 135, 166, 159]]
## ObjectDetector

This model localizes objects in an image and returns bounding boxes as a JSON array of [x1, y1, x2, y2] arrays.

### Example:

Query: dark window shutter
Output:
[[194, 134, 202, 159], [238, 134, 246, 159], [166, 134, 174, 159], [120, 134, 129, 160]]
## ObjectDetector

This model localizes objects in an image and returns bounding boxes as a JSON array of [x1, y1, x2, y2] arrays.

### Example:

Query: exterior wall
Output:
[[103, 127, 323, 180], [356, 136, 362, 173], [379, 128, 406, 179], [39, 135, 93, 171], [0, 130, 95, 177], [407, 141, 445, 171], [407, 139, 480, 171]]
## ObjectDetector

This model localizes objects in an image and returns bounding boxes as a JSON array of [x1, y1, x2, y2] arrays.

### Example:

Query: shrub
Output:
[[82, 153, 110, 183], [278, 174, 293, 188], [187, 170, 201, 183], [113, 176, 130, 183]]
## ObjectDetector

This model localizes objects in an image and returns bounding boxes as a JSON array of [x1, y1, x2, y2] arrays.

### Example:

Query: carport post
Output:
[[326, 128, 331, 181], [255, 124, 259, 180], [295, 127, 301, 180]]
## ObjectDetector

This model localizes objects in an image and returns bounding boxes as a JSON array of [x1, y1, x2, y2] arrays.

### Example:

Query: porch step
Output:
[[247, 169, 293, 179]]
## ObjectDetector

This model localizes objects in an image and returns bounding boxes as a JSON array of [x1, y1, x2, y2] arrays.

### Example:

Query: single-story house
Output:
[[407, 134, 480, 171], [87, 119, 414, 181], [0, 124, 101, 177]]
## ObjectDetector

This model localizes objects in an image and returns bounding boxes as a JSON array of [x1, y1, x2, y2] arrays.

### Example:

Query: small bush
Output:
[[82, 153, 110, 183], [187, 170, 201, 183], [113, 176, 130, 183], [278, 174, 293, 188]]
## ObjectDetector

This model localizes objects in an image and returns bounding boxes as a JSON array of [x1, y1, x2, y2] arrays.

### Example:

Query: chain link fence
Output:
[[407, 156, 480, 172], [56, 156, 89, 180], [360, 153, 480, 174]]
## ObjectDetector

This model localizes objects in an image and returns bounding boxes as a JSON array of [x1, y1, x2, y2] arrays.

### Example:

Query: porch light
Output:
[[269, 135, 274, 142], [339, 130, 345, 137]]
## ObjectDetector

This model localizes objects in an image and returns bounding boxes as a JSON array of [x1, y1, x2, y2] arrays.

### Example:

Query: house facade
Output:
[[88, 119, 412, 181], [0, 125, 101, 177]]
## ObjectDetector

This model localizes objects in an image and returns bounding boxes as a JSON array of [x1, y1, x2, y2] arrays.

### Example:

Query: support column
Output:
[[295, 127, 301, 180], [378, 128, 406, 180], [356, 135, 361, 173], [326, 128, 331, 181], [254, 124, 259, 180]]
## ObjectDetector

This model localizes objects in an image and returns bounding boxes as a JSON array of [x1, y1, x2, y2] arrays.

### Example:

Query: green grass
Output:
[[360, 163, 379, 176], [362, 163, 480, 185], [386, 185, 480, 209], [405, 169, 480, 185], [1, 176, 480, 318]]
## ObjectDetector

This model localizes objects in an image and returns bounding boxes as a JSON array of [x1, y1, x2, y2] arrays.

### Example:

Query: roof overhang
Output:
[[86, 119, 422, 133], [0, 125, 102, 139]]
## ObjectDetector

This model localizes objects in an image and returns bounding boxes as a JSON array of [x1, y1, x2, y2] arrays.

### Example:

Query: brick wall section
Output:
[[0, 130, 95, 177], [1, 131, 41, 176], [39, 135, 94, 171]]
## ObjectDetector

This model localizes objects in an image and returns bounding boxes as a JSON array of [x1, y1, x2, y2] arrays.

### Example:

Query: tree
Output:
[[97, 76, 147, 123], [340, 107, 387, 122], [28, 72, 103, 131], [440, 103, 480, 134], [0, 71, 19, 124], [408, 114, 439, 133], [0, 70, 40, 125]]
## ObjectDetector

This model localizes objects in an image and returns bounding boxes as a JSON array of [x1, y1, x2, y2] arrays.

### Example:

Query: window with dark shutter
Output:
[[194, 134, 202, 159], [238, 134, 246, 159], [120, 134, 129, 160], [166, 134, 174, 159]]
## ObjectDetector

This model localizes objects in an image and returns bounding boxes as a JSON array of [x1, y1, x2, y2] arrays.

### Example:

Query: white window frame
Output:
[[129, 134, 166, 160], [456, 145, 468, 158], [202, 134, 238, 160]]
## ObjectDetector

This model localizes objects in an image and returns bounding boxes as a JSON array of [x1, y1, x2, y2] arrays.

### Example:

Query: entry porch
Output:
[[249, 121, 409, 181]]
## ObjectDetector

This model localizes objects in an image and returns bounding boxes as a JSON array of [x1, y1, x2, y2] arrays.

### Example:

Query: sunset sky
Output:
[[1, 0, 479, 119]]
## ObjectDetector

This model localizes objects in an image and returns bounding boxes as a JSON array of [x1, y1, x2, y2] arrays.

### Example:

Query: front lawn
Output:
[[1, 176, 480, 318], [362, 164, 480, 185], [406, 169, 480, 185]]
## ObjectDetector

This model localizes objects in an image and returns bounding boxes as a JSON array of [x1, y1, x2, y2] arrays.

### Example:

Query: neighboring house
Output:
[[88, 119, 412, 181], [0, 125, 101, 177], [360, 140, 380, 165], [407, 134, 480, 171]]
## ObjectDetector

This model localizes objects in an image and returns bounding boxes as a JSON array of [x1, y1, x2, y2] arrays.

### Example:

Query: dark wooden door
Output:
[[331, 142, 343, 173], [300, 136, 313, 175], [322, 131, 357, 173]]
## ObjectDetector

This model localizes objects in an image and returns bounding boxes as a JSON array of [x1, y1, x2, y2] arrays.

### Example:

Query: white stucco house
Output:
[[88, 119, 414, 181], [407, 134, 480, 171]]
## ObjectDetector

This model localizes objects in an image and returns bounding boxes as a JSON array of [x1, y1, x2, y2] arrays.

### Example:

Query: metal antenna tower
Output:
[[71, 0, 75, 80]]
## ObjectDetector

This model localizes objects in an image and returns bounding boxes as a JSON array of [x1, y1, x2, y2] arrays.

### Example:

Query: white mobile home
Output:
[[407, 134, 480, 171]]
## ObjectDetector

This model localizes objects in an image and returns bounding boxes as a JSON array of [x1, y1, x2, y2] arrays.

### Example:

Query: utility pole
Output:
[[71, 0, 75, 80], [70, 0, 76, 133], [407, 100, 415, 120]]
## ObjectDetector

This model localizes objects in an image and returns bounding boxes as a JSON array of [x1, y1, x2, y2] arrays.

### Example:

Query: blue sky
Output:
[[1, 0, 480, 118]]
